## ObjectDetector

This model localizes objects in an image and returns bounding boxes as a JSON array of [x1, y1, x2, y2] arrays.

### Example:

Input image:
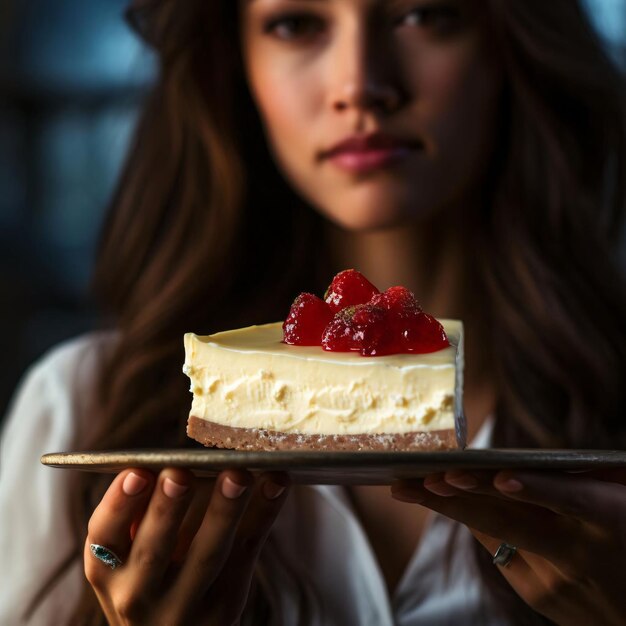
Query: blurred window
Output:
[[0, 0, 154, 416], [583, 0, 626, 65]]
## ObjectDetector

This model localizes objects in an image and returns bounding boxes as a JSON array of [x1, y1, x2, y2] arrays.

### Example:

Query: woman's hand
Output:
[[391, 468, 626, 626], [85, 467, 290, 625]]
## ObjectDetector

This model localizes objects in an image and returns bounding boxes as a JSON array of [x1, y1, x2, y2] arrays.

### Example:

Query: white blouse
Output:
[[0, 334, 504, 625]]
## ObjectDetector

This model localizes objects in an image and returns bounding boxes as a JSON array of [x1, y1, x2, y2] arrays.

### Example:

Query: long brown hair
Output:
[[30, 0, 626, 623], [469, 2, 625, 620]]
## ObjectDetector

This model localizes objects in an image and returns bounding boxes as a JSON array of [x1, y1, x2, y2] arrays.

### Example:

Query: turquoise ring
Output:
[[90, 544, 123, 570]]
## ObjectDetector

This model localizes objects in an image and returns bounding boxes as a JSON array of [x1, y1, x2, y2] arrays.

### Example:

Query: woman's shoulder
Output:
[[1, 330, 118, 449], [25, 330, 117, 385], [16, 330, 116, 397], [0, 331, 118, 624]]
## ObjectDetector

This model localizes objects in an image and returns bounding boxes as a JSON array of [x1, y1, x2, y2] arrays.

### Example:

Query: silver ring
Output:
[[492, 542, 517, 567], [90, 544, 123, 570]]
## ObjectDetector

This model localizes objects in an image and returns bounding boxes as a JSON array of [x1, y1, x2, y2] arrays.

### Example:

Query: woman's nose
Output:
[[332, 79, 402, 115], [328, 28, 405, 116]]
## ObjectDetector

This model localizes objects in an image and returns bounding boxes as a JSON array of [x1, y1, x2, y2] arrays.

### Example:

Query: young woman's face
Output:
[[240, 0, 501, 231]]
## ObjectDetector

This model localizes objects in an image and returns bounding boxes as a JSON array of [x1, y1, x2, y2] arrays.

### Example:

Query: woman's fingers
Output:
[[564, 467, 626, 486], [491, 470, 626, 526], [205, 472, 291, 624], [169, 470, 255, 610], [471, 525, 568, 588], [124, 468, 196, 596], [226, 471, 290, 568], [440, 470, 503, 498], [432, 468, 626, 526], [85, 467, 290, 625], [467, 527, 555, 610], [85, 469, 155, 587], [391, 479, 584, 572], [170, 477, 217, 565]]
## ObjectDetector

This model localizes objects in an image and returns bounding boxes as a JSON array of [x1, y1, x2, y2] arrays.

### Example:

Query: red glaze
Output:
[[321, 307, 362, 352], [401, 311, 450, 353], [324, 269, 379, 313], [321, 304, 391, 356], [370, 286, 421, 316], [284, 272, 450, 355], [283, 293, 334, 346], [371, 286, 449, 353]]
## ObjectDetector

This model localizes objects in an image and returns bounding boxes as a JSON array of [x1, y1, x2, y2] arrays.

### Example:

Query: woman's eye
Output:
[[264, 13, 325, 42], [397, 4, 461, 33]]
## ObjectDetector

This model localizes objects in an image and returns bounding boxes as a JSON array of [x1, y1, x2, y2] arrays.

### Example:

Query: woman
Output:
[[1, 0, 625, 623]]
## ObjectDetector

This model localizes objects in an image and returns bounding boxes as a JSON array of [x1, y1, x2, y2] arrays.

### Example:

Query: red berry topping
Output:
[[401, 312, 450, 353], [322, 304, 393, 356], [321, 307, 361, 352], [283, 272, 449, 355], [370, 286, 421, 315], [372, 287, 448, 353], [324, 269, 379, 313], [283, 293, 334, 346], [351, 305, 393, 356]]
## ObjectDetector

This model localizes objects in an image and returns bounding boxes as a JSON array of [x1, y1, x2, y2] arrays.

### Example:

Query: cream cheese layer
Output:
[[183, 321, 464, 436]]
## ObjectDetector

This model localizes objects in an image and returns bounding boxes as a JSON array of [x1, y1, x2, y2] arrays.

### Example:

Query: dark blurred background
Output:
[[0, 0, 155, 421], [0, 0, 625, 424]]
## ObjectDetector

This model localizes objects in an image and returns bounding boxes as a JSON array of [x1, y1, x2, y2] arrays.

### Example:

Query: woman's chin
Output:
[[311, 183, 432, 232], [317, 193, 424, 231], [322, 207, 414, 233]]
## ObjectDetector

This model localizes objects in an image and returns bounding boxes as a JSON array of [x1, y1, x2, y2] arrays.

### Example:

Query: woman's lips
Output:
[[329, 146, 413, 172], [320, 133, 424, 173], [328, 146, 415, 173]]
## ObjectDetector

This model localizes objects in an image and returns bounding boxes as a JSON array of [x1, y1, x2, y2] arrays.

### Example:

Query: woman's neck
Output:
[[327, 221, 462, 319], [327, 218, 496, 441]]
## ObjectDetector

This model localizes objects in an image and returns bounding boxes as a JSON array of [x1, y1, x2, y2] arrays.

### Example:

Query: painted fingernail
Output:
[[123, 472, 148, 496], [163, 477, 190, 499], [497, 477, 524, 492], [263, 481, 286, 500], [445, 473, 478, 490], [424, 480, 458, 497], [222, 476, 248, 499]]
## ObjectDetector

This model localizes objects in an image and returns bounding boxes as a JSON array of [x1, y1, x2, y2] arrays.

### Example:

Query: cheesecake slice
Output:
[[183, 320, 465, 451]]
